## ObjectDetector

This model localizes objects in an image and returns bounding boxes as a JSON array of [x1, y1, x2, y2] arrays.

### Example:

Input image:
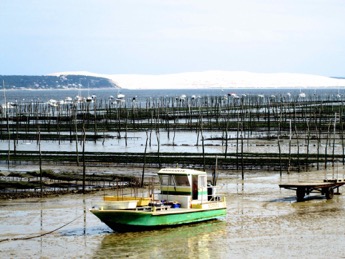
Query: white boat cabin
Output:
[[157, 168, 216, 208]]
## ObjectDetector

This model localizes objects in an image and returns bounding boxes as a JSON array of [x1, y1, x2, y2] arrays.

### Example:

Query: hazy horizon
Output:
[[1, 1, 345, 77]]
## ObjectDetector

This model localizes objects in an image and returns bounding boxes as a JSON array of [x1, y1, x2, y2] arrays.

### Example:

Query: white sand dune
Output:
[[50, 70, 345, 89]]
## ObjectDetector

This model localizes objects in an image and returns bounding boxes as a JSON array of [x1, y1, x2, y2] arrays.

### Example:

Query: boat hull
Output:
[[90, 207, 226, 231]]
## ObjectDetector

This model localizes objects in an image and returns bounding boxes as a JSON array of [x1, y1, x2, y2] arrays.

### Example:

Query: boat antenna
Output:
[[2, 80, 6, 106], [212, 156, 218, 185]]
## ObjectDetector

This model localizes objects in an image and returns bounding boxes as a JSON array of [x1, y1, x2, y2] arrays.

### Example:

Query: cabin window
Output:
[[159, 175, 171, 185], [159, 175, 190, 186], [174, 175, 190, 186]]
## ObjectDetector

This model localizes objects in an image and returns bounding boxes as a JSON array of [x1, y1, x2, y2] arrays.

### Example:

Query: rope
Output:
[[0, 214, 83, 243]]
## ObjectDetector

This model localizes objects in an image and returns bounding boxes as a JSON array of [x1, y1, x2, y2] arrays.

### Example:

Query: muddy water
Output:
[[1, 168, 345, 259]]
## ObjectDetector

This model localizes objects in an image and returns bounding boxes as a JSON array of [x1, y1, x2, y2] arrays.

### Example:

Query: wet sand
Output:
[[1, 167, 345, 258]]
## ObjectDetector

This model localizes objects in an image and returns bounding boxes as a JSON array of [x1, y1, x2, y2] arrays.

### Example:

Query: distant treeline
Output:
[[0, 75, 117, 89]]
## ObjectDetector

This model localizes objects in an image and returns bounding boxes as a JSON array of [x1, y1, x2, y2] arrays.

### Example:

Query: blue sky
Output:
[[1, 0, 344, 76]]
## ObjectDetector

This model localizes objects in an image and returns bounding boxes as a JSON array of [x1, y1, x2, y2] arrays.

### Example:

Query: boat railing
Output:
[[135, 205, 171, 212], [207, 194, 226, 203]]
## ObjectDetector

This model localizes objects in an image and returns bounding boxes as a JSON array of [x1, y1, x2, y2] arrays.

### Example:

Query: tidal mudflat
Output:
[[1, 167, 345, 258]]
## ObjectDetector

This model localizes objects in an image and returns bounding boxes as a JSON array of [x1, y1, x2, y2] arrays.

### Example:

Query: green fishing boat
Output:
[[90, 168, 227, 231]]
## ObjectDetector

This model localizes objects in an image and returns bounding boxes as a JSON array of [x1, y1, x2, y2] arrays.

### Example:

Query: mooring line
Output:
[[0, 214, 83, 243]]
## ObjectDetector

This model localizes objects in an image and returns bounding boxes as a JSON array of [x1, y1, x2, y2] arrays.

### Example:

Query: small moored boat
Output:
[[90, 168, 227, 231]]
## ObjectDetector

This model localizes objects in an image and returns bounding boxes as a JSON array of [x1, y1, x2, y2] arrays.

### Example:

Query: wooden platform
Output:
[[279, 179, 345, 201]]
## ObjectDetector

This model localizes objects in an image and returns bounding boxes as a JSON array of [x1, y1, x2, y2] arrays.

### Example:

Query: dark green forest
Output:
[[0, 75, 117, 89]]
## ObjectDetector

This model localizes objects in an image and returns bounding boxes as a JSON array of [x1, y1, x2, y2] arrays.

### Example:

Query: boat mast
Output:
[[3, 80, 11, 168], [212, 155, 218, 185], [3, 80, 6, 105]]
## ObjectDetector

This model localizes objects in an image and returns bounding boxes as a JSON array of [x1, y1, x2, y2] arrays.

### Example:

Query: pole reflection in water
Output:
[[40, 200, 43, 257], [83, 198, 87, 251]]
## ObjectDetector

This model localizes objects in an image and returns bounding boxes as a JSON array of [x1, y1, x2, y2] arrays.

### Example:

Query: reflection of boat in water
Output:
[[93, 220, 226, 258], [90, 168, 227, 231]]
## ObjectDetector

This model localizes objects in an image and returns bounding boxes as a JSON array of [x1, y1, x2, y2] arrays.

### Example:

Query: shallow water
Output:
[[1, 168, 345, 258]]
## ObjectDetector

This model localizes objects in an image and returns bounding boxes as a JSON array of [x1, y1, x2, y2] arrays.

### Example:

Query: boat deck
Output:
[[131, 201, 226, 214]]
